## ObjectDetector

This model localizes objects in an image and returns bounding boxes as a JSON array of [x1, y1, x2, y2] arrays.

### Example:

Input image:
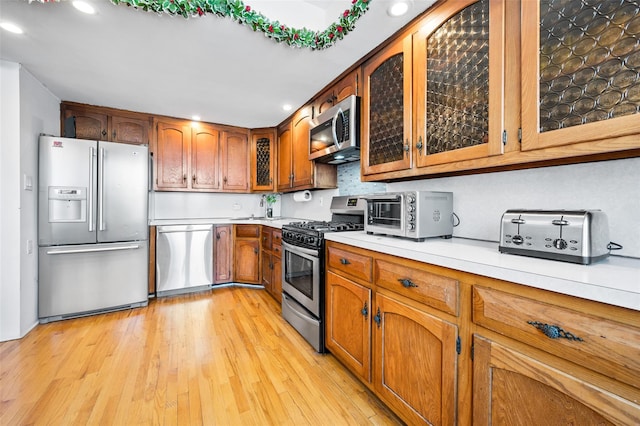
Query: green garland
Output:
[[109, 0, 372, 50]]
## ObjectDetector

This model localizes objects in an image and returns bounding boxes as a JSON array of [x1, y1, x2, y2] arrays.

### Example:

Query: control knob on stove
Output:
[[306, 236, 316, 245]]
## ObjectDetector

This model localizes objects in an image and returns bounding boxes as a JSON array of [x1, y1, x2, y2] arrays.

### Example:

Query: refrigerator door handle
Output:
[[46, 244, 141, 255], [98, 147, 105, 231], [88, 147, 95, 232]]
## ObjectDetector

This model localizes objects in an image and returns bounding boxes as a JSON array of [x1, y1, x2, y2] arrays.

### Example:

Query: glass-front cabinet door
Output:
[[250, 128, 276, 192], [521, 0, 640, 151], [413, 0, 507, 167], [362, 36, 413, 175]]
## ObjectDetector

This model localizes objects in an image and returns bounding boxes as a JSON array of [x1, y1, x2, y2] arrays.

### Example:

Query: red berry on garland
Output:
[[245, 5, 251, 12], [343, 10, 349, 17], [268, 25, 274, 33], [280, 25, 285, 31], [329, 32, 334, 39], [337, 26, 343, 32], [294, 33, 299, 40], [352, 0, 356, 3], [197, 6, 203, 15]]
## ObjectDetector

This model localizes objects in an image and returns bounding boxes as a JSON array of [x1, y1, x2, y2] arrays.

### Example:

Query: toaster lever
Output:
[[552, 219, 569, 226], [511, 218, 525, 224]]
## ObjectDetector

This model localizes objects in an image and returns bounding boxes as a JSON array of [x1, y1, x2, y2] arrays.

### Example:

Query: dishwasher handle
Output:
[[157, 225, 214, 234]]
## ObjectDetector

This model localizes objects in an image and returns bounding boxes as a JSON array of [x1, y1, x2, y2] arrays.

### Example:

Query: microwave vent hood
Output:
[[309, 95, 360, 165]]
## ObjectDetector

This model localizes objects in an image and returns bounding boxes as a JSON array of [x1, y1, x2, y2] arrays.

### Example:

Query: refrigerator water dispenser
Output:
[[48, 186, 87, 223]]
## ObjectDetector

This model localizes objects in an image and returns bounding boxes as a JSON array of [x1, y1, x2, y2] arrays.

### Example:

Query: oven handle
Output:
[[282, 241, 320, 257]]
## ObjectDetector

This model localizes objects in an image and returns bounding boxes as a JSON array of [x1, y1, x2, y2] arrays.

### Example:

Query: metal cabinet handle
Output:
[[101, 129, 107, 137], [183, 174, 187, 183], [404, 139, 410, 152], [216, 233, 220, 240], [527, 321, 583, 341], [192, 175, 196, 183], [112, 130, 116, 139], [398, 278, 418, 288], [254, 248, 259, 254], [340, 258, 350, 265], [416, 136, 423, 156], [223, 176, 228, 184], [361, 301, 368, 318], [374, 307, 381, 328]]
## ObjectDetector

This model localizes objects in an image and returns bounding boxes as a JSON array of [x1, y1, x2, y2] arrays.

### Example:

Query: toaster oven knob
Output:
[[408, 205, 415, 212], [512, 235, 524, 245], [408, 214, 415, 221], [408, 223, 415, 230], [408, 195, 416, 203], [553, 238, 568, 250]]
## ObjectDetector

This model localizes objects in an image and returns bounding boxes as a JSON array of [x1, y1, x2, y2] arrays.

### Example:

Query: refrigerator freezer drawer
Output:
[[38, 241, 149, 322]]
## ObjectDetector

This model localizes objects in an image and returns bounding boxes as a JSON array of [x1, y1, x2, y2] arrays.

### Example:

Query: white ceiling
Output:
[[0, 0, 436, 128]]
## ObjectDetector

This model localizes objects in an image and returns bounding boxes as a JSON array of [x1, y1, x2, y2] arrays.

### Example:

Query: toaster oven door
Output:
[[365, 195, 405, 235]]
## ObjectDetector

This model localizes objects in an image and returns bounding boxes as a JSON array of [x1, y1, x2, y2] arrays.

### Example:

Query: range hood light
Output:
[[334, 154, 345, 160]]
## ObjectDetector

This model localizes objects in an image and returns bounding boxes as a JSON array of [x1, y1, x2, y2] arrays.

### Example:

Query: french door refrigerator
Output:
[[38, 135, 149, 323]]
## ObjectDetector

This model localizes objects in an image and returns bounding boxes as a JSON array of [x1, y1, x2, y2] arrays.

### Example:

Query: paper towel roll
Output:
[[292, 190, 312, 202]]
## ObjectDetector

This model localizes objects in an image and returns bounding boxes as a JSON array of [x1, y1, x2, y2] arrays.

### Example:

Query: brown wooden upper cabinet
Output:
[[361, 36, 413, 176], [277, 105, 337, 192], [360, 0, 640, 180], [312, 69, 362, 118], [61, 102, 151, 145], [250, 128, 277, 192], [520, 0, 640, 152], [154, 118, 249, 192], [362, 0, 507, 177]]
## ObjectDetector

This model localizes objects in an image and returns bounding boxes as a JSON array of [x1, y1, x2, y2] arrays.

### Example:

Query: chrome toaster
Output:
[[499, 210, 610, 264]]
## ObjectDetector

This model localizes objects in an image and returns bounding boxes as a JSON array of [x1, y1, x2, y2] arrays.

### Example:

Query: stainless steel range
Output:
[[281, 196, 366, 352]]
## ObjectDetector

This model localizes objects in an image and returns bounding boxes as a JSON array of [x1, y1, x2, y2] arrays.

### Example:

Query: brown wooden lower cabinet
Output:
[[214, 224, 232, 284], [473, 335, 640, 425], [325, 240, 640, 425], [261, 227, 282, 302], [233, 225, 260, 284]]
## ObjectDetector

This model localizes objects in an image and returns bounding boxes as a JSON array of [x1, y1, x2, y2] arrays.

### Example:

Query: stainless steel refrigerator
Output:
[[38, 135, 149, 323]]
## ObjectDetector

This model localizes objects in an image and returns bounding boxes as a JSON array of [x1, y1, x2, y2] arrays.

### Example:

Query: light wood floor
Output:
[[0, 287, 402, 425]]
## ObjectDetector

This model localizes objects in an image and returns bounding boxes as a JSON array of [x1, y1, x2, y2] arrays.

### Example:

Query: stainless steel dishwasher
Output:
[[156, 224, 213, 296]]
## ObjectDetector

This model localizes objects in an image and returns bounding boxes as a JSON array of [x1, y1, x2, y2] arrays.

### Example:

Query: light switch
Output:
[[23, 174, 33, 191]]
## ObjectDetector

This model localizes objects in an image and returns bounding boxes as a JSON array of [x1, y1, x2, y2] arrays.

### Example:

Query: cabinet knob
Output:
[[216, 233, 220, 240], [361, 301, 368, 318], [404, 140, 410, 153], [192, 175, 196, 183], [183, 174, 187, 183], [340, 258, 350, 265], [102, 129, 107, 137], [112, 130, 117, 139], [374, 307, 381, 328], [223, 176, 228, 184], [254, 248, 258, 254]]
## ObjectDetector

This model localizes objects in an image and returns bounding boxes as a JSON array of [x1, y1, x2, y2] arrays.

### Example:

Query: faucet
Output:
[[260, 194, 266, 207]]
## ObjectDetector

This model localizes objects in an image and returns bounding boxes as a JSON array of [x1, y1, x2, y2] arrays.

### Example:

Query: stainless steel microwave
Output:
[[363, 191, 454, 241], [309, 95, 360, 164]]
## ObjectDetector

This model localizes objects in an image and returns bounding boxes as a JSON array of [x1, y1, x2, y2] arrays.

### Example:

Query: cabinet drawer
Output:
[[272, 229, 282, 254], [327, 246, 372, 283], [235, 224, 260, 238], [375, 258, 459, 316], [473, 286, 640, 390]]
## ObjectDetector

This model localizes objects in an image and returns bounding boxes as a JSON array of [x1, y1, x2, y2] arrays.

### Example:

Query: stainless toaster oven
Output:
[[363, 191, 453, 241]]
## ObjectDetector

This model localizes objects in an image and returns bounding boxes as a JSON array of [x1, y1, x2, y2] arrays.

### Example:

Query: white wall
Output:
[[152, 191, 282, 220], [386, 158, 640, 258], [0, 61, 59, 341]]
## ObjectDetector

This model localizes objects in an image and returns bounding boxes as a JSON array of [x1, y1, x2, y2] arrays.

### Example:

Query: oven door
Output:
[[364, 194, 406, 236], [282, 241, 321, 318]]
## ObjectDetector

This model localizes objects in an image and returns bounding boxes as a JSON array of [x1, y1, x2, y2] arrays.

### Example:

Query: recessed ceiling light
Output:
[[73, 1, 96, 14], [387, 0, 411, 17], [0, 22, 24, 34], [282, 104, 292, 112], [192, 115, 201, 121]]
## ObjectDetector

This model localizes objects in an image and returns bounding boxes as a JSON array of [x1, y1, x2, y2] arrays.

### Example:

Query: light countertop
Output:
[[324, 232, 640, 312], [149, 217, 303, 228]]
